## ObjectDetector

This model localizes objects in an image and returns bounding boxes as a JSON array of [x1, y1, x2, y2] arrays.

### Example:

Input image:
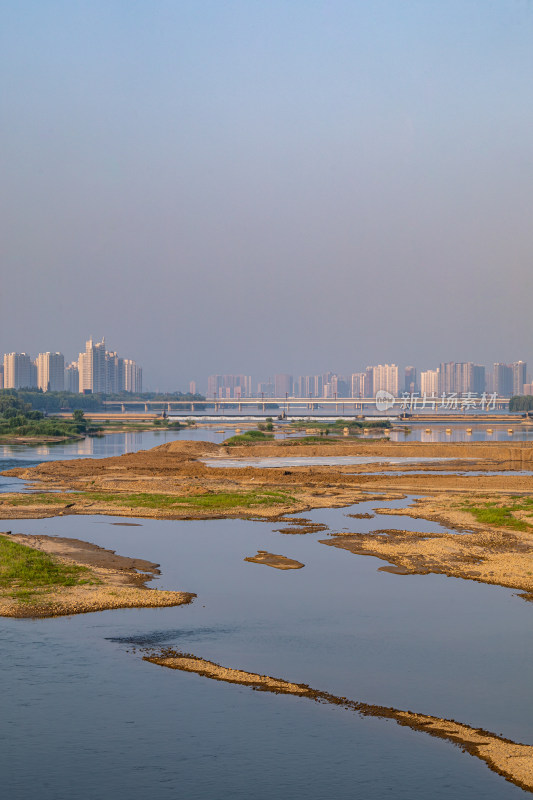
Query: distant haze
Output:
[[1, 1, 532, 390]]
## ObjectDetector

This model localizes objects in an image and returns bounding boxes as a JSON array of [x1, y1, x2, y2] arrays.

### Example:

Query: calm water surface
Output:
[[1, 431, 532, 799]]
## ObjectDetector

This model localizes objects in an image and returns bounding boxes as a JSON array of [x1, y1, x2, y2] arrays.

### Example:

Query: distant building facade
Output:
[[367, 364, 399, 396], [420, 369, 440, 396], [208, 374, 252, 398], [65, 362, 80, 393], [123, 359, 142, 393], [3, 353, 36, 389], [512, 361, 527, 396], [438, 362, 485, 395], [404, 366, 418, 394], [36, 352, 64, 392]]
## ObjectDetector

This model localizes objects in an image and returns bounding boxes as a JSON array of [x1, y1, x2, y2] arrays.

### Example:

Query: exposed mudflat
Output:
[[4, 439, 533, 523], [0, 532, 195, 618], [244, 550, 304, 570], [144, 649, 533, 794], [3, 439, 533, 599]]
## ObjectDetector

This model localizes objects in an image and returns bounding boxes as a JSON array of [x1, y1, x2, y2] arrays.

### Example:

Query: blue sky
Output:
[[1, 1, 532, 389]]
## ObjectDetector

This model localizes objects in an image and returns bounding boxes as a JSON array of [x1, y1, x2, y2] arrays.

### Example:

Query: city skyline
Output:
[[0, 337, 142, 394], [204, 360, 531, 399], [2, 348, 532, 398]]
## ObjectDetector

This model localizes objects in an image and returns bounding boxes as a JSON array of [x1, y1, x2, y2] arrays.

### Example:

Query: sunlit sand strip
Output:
[[145, 650, 533, 794]]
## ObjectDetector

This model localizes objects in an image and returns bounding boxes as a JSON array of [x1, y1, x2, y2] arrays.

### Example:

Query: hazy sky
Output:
[[1, 1, 533, 390]]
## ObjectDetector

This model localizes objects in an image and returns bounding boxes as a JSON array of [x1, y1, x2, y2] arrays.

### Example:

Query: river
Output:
[[1, 430, 532, 798]]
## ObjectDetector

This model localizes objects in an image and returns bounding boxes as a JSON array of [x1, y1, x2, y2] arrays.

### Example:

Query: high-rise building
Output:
[[438, 362, 485, 395], [0, 364, 4, 390], [78, 338, 107, 394], [438, 362, 456, 394], [274, 374, 293, 396], [368, 364, 399, 396], [189, 381, 197, 395], [493, 363, 513, 396], [36, 352, 64, 392], [512, 361, 527, 396], [471, 364, 486, 394], [364, 367, 374, 398], [123, 359, 142, 393], [207, 375, 251, 398], [65, 362, 79, 393], [105, 352, 124, 395], [351, 372, 367, 397], [420, 369, 440, 396], [3, 353, 37, 389], [404, 366, 418, 393]]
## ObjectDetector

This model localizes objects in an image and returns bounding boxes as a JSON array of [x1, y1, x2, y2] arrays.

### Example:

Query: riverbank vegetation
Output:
[[0, 396, 101, 440], [289, 419, 391, 435], [0, 389, 103, 412], [509, 395, 533, 412], [2, 489, 294, 511], [224, 430, 274, 445], [0, 535, 95, 602], [460, 497, 533, 532]]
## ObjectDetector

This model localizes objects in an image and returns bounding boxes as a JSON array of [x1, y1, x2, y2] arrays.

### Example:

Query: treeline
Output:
[[0, 389, 207, 411], [0, 396, 100, 438], [0, 389, 103, 412], [509, 395, 533, 412]]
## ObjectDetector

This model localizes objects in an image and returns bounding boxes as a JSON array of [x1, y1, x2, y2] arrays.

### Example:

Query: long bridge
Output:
[[102, 395, 511, 415]]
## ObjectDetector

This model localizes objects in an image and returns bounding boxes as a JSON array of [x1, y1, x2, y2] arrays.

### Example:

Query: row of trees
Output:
[[0, 389, 103, 412], [509, 395, 533, 412], [0, 395, 98, 438], [0, 389, 207, 413]]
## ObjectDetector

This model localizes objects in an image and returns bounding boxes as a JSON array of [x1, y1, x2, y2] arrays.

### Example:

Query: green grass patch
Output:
[[74, 489, 294, 510], [462, 501, 533, 532], [4, 493, 66, 506], [0, 536, 97, 599], [224, 430, 274, 445], [289, 419, 391, 434]]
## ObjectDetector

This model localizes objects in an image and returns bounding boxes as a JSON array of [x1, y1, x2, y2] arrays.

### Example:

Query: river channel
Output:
[[1, 430, 532, 799]]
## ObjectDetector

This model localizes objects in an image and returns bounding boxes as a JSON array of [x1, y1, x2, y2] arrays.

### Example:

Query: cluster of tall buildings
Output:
[[418, 361, 528, 397], [206, 361, 530, 399], [0, 338, 142, 394], [207, 366, 401, 399]]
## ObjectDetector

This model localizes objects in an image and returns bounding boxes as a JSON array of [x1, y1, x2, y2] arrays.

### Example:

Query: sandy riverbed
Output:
[[0, 532, 195, 618], [3, 439, 533, 598]]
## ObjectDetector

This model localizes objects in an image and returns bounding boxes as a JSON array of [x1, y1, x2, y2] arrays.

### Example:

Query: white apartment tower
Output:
[[3, 353, 37, 389], [36, 352, 64, 392], [369, 364, 399, 396], [123, 359, 142, 393], [420, 369, 440, 396], [78, 338, 107, 393]]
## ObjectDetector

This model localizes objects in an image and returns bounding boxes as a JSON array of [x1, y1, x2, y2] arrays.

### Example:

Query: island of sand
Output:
[[144, 649, 533, 794], [244, 550, 304, 569], [0, 532, 195, 618]]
